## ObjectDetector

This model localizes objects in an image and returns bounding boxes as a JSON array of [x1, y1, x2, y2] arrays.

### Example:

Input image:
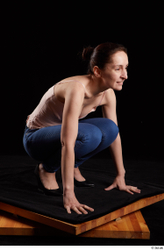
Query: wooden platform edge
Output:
[[75, 193, 164, 235], [79, 210, 150, 239], [0, 193, 163, 235], [0, 210, 150, 239], [0, 203, 77, 235]]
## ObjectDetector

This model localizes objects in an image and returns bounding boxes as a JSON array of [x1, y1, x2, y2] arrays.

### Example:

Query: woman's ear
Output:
[[93, 66, 102, 78]]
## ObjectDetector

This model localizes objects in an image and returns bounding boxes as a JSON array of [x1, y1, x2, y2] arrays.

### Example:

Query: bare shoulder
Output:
[[66, 80, 85, 93], [55, 77, 85, 101]]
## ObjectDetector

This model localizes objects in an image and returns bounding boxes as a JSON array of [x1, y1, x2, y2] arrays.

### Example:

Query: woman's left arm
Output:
[[102, 89, 141, 194]]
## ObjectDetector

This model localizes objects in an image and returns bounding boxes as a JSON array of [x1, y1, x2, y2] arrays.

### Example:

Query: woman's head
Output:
[[82, 42, 127, 74], [82, 42, 128, 90]]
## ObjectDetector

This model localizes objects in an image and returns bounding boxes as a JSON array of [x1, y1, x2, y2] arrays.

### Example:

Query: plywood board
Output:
[[0, 210, 150, 239], [0, 193, 163, 235], [0, 210, 69, 236], [80, 210, 150, 239]]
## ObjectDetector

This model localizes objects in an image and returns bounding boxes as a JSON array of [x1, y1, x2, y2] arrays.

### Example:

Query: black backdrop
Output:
[[2, 2, 163, 160]]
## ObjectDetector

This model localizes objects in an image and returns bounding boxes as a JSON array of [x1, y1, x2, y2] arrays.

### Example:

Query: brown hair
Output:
[[82, 42, 127, 74]]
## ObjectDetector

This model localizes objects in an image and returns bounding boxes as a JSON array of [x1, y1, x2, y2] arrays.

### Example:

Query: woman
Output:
[[23, 42, 141, 215]]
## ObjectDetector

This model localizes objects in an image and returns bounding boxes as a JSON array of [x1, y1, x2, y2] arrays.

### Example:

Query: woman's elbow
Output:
[[61, 139, 75, 150]]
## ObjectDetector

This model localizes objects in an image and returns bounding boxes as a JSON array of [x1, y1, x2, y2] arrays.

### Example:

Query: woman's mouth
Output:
[[117, 81, 123, 85]]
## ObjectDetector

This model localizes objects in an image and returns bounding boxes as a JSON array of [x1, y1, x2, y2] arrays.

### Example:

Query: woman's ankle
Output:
[[39, 164, 59, 190]]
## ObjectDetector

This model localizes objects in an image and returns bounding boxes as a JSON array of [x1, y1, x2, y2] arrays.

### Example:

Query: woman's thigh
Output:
[[24, 122, 103, 161], [75, 122, 103, 158], [23, 125, 62, 161], [79, 117, 119, 146], [23, 118, 119, 167]]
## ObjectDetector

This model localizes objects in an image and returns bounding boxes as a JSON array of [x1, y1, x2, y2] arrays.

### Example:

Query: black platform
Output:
[[0, 155, 163, 225]]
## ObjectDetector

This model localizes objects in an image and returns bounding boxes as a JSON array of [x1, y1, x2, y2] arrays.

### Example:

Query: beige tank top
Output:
[[26, 80, 106, 129]]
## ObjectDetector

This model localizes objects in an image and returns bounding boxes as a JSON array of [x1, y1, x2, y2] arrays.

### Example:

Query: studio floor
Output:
[[0, 154, 163, 246]]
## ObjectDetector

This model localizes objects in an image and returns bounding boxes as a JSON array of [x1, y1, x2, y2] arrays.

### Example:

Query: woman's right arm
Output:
[[60, 82, 94, 214]]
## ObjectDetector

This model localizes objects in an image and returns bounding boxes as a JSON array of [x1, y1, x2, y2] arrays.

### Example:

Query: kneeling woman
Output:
[[23, 42, 141, 215]]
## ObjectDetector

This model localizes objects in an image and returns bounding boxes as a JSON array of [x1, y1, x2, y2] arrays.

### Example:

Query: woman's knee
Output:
[[107, 119, 119, 136], [85, 118, 119, 144], [102, 118, 119, 142], [83, 118, 119, 139], [76, 123, 102, 151]]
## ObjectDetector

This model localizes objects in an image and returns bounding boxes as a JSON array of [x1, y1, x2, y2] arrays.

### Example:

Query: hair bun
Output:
[[82, 46, 94, 61]]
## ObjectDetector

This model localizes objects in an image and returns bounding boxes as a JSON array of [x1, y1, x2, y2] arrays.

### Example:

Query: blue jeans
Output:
[[23, 118, 119, 173]]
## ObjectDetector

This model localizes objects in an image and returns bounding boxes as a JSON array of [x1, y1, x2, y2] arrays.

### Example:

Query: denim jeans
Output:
[[23, 118, 119, 173]]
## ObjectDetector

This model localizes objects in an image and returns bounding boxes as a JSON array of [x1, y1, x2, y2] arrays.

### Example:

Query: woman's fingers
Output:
[[83, 205, 94, 212], [65, 206, 71, 214], [129, 186, 141, 193], [105, 183, 141, 195], [126, 186, 141, 195], [72, 206, 82, 214], [63, 191, 94, 215], [66, 204, 94, 215], [135, 187, 141, 193], [75, 204, 94, 214], [78, 206, 88, 214], [126, 188, 134, 195]]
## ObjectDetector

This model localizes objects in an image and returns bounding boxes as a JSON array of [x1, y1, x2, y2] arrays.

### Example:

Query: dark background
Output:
[[2, 2, 163, 160], [1, 1, 164, 246]]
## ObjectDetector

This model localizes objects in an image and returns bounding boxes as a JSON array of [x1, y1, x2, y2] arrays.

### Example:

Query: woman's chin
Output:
[[114, 84, 123, 91]]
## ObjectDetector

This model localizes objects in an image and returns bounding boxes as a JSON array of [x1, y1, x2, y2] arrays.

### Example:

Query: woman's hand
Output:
[[63, 191, 94, 214], [105, 175, 141, 195]]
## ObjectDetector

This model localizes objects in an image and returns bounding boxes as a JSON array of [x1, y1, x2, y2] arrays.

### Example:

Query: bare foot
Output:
[[74, 167, 86, 182], [39, 164, 59, 190]]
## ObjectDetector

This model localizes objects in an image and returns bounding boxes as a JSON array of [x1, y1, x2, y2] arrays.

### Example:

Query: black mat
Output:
[[0, 155, 163, 224]]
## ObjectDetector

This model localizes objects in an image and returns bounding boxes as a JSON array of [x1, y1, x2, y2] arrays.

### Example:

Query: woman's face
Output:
[[101, 51, 129, 91]]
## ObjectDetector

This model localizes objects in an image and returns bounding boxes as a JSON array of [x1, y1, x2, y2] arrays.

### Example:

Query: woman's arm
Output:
[[102, 89, 125, 175], [102, 89, 141, 194], [61, 82, 94, 214]]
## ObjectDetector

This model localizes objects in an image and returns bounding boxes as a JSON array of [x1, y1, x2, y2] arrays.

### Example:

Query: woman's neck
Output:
[[86, 74, 109, 97]]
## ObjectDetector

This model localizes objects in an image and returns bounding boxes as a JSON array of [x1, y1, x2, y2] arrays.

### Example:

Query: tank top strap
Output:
[[58, 79, 86, 92], [75, 80, 86, 92]]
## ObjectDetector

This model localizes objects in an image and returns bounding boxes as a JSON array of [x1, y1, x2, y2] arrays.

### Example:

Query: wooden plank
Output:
[[0, 211, 150, 239], [0, 210, 69, 236], [0, 211, 38, 236], [0, 202, 77, 235], [75, 193, 164, 235], [79, 211, 150, 239], [0, 210, 150, 239], [0, 193, 163, 235]]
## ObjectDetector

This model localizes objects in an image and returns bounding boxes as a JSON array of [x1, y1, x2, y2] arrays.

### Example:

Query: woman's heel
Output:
[[34, 165, 63, 196]]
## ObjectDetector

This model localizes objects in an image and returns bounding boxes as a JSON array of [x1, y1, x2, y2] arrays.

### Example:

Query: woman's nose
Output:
[[121, 69, 128, 80]]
